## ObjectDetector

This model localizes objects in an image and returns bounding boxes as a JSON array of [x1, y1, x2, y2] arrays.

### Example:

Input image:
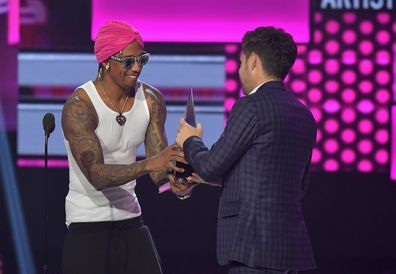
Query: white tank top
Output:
[[63, 80, 150, 226]]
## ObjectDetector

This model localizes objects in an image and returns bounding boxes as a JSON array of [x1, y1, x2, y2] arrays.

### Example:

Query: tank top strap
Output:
[[77, 80, 104, 112]]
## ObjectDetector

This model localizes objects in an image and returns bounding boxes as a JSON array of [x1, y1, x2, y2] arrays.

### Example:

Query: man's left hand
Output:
[[175, 118, 203, 147]]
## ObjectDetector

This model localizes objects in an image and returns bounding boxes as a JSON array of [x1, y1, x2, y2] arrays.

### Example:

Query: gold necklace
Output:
[[99, 82, 129, 126]]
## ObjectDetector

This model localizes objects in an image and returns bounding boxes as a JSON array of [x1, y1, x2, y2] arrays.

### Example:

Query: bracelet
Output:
[[176, 193, 191, 200]]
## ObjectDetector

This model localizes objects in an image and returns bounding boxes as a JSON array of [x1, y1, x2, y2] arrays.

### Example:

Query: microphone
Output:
[[42, 112, 55, 137], [42, 112, 55, 274]]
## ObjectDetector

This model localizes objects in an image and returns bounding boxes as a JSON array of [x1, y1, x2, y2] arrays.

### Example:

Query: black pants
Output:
[[63, 216, 162, 274], [229, 262, 298, 274]]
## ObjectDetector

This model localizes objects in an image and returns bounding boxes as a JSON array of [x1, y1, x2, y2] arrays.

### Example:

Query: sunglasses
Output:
[[110, 53, 150, 68]]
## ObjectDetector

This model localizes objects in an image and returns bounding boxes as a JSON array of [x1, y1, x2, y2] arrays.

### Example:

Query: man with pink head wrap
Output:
[[61, 20, 185, 274]]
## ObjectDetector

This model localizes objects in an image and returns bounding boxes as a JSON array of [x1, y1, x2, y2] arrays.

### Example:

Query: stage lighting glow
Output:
[[284, 74, 290, 84], [377, 12, 391, 24], [359, 40, 374, 55], [324, 159, 339, 172], [358, 139, 373, 154], [342, 30, 357, 45], [291, 80, 306, 94], [357, 100, 375, 114], [325, 59, 340, 75], [312, 148, 322, 163], [342, 50, 357, 65], [17, 159, 69, 168], [314, 30, 323, 43], [359, 80, 374, 94], [323, 99, 341, 113], [375, 89, 390, 104], [316, 129, 322, 142], [8, 0, 20, 45], [225, 60, 238, 74], [324, 119, 339, 133], [314, 12, 323, 23], [325, 80, 339, 94], [308, 70, 323, 84], [310, 107, 323, 122], [308, 50, 322, 65], [358, 159, 373, 172], [342, 128, 356, 144], [375, 149, 389, 164], [308, 88, 322, 103], [342, 108, 357, 123], [359, 59, 374, 75], [375, 129, 389, 144], [342, 70, 357, 85], [224, 98, 236, 112], [292, 58, 305, 74], [376, 70, 391, 85], [225, 44, 238, 54], [325, 40, 340, 55], [343, 12, 357, 24], [297, 45, 307, 54], [225, 79, 238, 92], [376, 50, 391, 65], [358, 119, 374, 134], [326, 20, 340, 34], [391, 107, 396, 179], [376, 30, 391, 45], [342, 88, 357, 103], [324, 139, 339, 154], [359, 20, 374, 35], [341, 149, 356, 164], [376, 108, 389, 124]]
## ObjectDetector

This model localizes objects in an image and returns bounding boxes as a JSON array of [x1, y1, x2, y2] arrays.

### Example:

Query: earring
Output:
[[97, 67, 103, 80], [105, 63, 110, 70]]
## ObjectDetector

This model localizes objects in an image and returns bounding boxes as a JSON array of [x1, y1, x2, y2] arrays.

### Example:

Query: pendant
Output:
[[116, 114, 127, 126]]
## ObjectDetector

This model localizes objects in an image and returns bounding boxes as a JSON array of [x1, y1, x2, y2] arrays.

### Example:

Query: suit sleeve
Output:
[[300, 156, 312, 200], [183, 97, 257, 182]]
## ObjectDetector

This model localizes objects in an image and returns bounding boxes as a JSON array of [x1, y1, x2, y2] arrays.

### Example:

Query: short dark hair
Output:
[[242, 26, 297, 80]]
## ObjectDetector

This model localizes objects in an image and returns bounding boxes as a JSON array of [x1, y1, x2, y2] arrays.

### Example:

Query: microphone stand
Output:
[[43, 131, 49, 274]]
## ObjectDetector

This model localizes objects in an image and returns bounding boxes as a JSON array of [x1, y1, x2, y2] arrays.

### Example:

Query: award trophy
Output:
[[174, 89, 196, 181]]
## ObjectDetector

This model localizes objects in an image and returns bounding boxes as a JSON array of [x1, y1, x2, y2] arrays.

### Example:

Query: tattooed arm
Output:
[[144, 85, 171, 186], [62, 89, 184, 191]]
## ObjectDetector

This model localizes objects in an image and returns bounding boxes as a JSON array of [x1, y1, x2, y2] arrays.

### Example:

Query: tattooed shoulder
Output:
[[62, 88, 98, 136], [141, 83, 166, 120]]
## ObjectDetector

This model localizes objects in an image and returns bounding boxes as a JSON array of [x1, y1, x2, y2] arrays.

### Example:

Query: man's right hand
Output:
[[146, 144, 187, 173]]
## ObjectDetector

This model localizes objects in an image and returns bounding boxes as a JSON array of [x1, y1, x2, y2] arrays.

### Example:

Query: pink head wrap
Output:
[[94, 20, 144, 64]]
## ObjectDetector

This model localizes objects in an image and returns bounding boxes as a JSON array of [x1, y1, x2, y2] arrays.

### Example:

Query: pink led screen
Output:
[[92, 0, 310, 43], [299, 10, 394, 173], [8, 0, 20, 44]]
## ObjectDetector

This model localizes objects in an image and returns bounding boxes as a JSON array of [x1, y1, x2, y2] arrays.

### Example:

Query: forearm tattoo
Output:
[[144, 87, 169, 185], [90, 160, 149, 189]]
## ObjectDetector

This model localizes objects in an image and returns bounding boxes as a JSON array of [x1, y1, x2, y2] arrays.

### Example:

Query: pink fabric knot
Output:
[[94, 20, 144, 63]]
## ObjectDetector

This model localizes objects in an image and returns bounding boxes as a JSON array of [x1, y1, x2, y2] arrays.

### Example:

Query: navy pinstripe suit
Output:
[[183, 81, 316, 271]]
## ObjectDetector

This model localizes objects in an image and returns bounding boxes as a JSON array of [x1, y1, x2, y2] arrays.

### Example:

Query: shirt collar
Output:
[[248, 80, 285, 95], [248, 82, 267, 95]]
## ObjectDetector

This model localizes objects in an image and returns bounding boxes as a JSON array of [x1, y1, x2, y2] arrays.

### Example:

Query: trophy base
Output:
[[174, 162, 194, 181]]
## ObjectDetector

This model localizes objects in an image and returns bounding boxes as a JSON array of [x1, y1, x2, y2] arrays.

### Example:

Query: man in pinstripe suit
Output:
[[172, 26, 317, 274]]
